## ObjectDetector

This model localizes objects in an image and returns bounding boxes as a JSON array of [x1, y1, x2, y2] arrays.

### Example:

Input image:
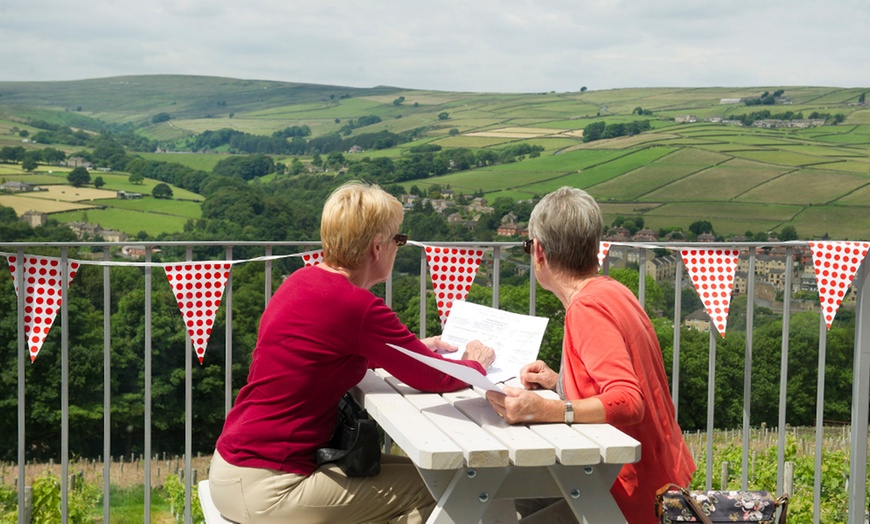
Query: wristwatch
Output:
[[564, 401, 574, 425]]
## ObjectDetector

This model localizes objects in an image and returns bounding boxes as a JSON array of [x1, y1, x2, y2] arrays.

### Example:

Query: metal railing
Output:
[[1, 240, 867, 523]]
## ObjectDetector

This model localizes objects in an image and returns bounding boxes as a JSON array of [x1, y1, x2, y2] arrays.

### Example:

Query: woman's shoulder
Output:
[[573, 276, 635, 305]]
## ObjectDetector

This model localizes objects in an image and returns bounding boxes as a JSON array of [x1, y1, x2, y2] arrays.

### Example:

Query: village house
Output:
[[604, 226, 632, 242], [67, 222, 129, 243], [447, 213, 478, 231], [121, 245, 162, 258], [20, 210, 47, 228], [0, 181, 36, 192], [644, 255, 680, 283], [674, 115, 697, 124], [117, 190, 144, 200], [631, 228, 658, 243], [467, 197, 493, 214], [64, 157, 93, 169], [684, 309, 712, 333]]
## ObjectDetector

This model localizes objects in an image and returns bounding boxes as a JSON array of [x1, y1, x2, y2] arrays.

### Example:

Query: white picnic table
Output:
[[351, 369, 640, 524]]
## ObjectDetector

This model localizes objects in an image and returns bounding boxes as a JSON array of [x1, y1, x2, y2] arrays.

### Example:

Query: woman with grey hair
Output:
[[211, 181, 495, 524], [487, 186, 694, 523]]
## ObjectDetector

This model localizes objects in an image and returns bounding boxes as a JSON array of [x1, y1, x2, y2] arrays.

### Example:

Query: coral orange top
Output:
[[561, 277, 695, 524]]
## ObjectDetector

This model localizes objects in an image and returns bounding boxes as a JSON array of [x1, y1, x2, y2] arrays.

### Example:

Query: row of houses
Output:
[[674, 115, 826, 129]]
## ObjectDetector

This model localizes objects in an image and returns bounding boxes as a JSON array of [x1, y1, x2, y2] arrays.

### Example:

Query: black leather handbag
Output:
[[315, 392, 381, 477]]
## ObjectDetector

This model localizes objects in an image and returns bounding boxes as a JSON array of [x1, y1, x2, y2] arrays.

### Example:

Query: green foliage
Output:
[[67, 166, 91, 187], [152, 182, 174, 199], [163, 474, 204, 523], [152, 113, 172, 124], [22, 471, 100, 523], [689, 436, 862, 523]]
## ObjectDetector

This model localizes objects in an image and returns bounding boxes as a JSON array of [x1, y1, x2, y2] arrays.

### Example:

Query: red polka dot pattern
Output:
[[164, 262, 232, 363], [809, 241, 869, 329], [5, 255, 79, 362], [680, 249, 739, 338], [598, 242, 611, 270], [301, 249, 324, 267], [425, 245, 485, 326]]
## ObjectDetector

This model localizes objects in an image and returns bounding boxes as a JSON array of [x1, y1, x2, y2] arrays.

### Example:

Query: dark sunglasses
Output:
[[393, 233, 409, 246], [523, 238, 534, 254]]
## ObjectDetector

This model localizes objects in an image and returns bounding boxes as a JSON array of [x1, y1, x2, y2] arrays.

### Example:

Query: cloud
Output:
[[1, 0, 868, 91]]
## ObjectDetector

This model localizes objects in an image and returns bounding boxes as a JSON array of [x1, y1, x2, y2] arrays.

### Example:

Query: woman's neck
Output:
[[552, 272, 597, 309], [319, 263, 372, 289]]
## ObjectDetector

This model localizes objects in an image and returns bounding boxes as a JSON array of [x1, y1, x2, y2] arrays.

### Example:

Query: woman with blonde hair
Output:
[[487, 186, 694, 523], [211, 181, 495, 523]]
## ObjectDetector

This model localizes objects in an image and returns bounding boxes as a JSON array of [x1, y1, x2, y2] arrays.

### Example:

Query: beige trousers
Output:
[[209, 450, 435, 524]]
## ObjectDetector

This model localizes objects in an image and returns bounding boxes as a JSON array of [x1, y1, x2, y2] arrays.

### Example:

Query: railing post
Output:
[[814, 313, 827, 524], [742, 248, 755, 489], [705, 330, 716, 491], [225, 246, 234, 417], [145, 246, 154, 523], [672, 262, 683, 416], [185, 246, 193, 524], [419, 249, 427, 338], [848, 259, 869, 523], [777, 248, 794, 496], [61, 246, 69, 523], [16, 247, 25, 524], [103, 247, 112, 523]]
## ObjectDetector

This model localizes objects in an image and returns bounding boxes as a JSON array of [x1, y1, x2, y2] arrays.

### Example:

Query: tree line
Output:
[[0, 218, 857, 461]]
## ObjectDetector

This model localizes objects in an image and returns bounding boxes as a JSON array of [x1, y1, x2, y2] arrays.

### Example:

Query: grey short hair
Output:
[[528, 187, 603, 276]]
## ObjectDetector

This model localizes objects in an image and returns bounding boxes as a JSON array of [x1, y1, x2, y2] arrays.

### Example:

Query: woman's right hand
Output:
[[462, 339, 496, 369], [520, 360, 558, 390]]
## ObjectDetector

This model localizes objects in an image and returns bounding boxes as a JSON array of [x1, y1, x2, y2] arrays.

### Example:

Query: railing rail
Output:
[[0, 239, 867, 523]]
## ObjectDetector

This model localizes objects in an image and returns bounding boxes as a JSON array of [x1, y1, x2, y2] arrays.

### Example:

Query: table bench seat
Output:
[[353, 369, 640, 523]]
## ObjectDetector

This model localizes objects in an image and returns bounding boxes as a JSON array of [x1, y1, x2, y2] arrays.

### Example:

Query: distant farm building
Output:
[[117, 191, 144, 200]]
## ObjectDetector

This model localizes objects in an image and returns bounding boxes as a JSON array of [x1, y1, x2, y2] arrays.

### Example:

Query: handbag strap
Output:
[[655, 483, 713, 524], [775, 494, 789, 524]]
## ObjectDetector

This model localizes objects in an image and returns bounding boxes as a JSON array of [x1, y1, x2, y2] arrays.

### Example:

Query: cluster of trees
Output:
[[582, 119, 652, 142], [1, 146, 67, 171], [726, 109, 846, 126], [338, 115, 382, 135], [188, 128, 304, 155], [345, 143, 543, 184], [744, 89, 786, 106], [185, 124, 408, 156]]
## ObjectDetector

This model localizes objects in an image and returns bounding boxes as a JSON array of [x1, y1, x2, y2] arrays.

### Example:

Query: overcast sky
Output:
[[1, 0, 868, 93]]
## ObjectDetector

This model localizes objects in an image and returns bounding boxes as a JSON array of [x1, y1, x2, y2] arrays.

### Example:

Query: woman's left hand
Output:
[[421, 335, 459, 354], [486, 385, 553, 424]]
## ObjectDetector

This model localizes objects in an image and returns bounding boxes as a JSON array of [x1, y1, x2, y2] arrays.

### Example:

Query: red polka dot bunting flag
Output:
[[598, 242, 611, 270], [5, 255, 79, 362], [809, 241, 870, 329], [424, 245, 485, 326], [680, 248, 740, 338], [301, 249, 324, 267], [164, 262, 232, 364]]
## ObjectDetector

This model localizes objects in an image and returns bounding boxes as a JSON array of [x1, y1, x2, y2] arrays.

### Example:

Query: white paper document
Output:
[[439, 300, 549, 384], [386, 343, 504, 393]]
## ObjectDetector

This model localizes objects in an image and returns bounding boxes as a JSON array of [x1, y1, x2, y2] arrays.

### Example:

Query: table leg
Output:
[[423, 468, 510, 524], [547, 463, 625, 523]]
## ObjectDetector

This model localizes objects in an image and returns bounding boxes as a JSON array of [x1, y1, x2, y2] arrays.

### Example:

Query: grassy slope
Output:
[[0, 76, 867, 239]]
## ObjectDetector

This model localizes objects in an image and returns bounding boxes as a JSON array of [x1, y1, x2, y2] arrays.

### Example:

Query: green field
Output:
[[1, 76, 868, 240], [53, 207, 190, 236]]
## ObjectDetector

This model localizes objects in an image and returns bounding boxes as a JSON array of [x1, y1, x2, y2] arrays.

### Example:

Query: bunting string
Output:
[[2, 241, 867, 362]]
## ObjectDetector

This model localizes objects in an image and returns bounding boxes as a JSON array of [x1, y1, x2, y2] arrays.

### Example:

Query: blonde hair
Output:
[[528, 186, 603, 276], [321, 181, 404, 269]]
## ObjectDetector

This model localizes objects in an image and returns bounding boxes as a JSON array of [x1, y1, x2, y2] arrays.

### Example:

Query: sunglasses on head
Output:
[[393, 233, 408, 246], [523, 238, 534, 254]]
